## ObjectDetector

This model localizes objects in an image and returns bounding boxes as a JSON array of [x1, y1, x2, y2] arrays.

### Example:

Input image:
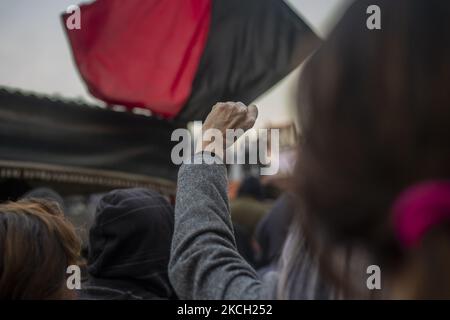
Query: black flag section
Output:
[[177, 0, 321, 122]]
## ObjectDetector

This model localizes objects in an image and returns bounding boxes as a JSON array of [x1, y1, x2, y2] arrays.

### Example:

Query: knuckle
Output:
[[213, 103, 226, 111]]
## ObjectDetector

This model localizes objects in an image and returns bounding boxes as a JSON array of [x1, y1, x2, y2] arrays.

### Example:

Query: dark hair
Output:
[[0, 199, 81, 299], [295, 0, 450, 297]]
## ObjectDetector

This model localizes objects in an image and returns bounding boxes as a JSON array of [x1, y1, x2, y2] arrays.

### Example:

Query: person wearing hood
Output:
[[80, 188, 177, 300]]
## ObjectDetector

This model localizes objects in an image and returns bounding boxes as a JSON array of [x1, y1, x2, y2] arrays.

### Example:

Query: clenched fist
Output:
[[197, 102, 258, 157]]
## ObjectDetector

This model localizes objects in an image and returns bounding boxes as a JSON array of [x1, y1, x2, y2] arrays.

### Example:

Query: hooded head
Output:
[[87, 188, 175, 299]]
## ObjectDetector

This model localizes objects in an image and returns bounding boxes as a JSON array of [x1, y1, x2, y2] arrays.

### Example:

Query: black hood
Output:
[[87, 188, 176, 299]]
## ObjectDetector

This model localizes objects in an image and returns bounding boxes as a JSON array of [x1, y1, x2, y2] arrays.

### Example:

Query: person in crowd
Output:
[[0, 199, 81, 299], [255, 194, 294, 274], [230, 176, 269, 236], [169, 0, 450, 299], [80, 188, 177, 300]]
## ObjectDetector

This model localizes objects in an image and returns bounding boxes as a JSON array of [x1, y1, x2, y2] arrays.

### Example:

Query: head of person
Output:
[[87, 188, 176, 299], [0, 199, 81, 299], [295, 0, 450, 298], [255, 194, 293, 269]]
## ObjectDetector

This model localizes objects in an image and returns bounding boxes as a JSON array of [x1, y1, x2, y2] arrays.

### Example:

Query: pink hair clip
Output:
[[392, 181, 450, 248]]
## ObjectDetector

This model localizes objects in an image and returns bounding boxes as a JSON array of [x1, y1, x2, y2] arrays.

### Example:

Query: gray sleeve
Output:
[[169, 153, 274, 300]]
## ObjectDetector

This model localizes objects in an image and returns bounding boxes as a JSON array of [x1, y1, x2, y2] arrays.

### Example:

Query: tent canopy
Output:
[[0, 87, 178, 196]]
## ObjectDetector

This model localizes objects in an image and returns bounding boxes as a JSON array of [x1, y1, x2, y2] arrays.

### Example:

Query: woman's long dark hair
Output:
[[293, 0, 450, 298]]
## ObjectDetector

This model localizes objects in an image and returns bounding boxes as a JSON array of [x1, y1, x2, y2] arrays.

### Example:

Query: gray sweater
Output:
[[169, 153, 331, 300]]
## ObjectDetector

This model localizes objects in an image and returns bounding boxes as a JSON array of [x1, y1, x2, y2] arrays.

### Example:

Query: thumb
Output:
[[247, 104, 258, 122]]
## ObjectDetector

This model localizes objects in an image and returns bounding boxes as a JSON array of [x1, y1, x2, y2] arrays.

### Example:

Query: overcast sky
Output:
[[0, 0, 352, 126]]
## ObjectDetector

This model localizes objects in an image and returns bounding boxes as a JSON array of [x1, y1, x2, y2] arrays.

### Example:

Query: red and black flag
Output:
[[63, 0, 321, 121]]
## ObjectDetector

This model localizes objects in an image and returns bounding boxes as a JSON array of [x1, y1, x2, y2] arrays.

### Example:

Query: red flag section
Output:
[[63, 0, 211, 118]]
